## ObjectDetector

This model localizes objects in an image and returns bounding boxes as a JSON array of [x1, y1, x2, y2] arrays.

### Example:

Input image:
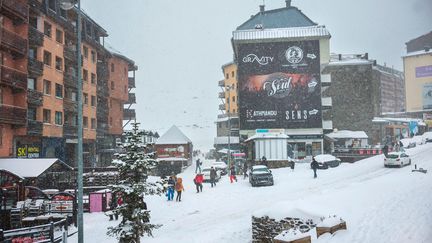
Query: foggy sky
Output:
[[81, 0, 432, 151]]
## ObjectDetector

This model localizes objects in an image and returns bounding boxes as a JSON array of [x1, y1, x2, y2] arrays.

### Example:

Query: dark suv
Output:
[[249, 165, 274, 187]]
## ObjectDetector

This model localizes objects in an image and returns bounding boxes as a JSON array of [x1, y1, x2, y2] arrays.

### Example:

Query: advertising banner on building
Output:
[[416, 65, 432, 78], [423, 83, 432, 109], [238, 40, 322, 130]]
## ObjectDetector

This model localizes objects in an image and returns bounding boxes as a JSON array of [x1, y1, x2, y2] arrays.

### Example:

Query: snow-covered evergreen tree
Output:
[[107, 122, 162, 243]]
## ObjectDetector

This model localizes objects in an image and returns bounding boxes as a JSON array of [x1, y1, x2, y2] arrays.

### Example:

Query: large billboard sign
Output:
[[423, 83, 432, 109], [238, 40, 322, 130]]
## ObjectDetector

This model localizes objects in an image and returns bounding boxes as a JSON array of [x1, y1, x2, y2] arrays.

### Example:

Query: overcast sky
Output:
[[81, 0, 432, 151]]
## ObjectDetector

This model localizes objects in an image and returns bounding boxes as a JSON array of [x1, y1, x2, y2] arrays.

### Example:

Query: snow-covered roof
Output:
[[326, 130, 368, 139], [314, 154, 341, 163], [274, 228, 313, 242], [328, 59, 372, 66], [372, 117, 426, 126], [233, 25, 330, 41], [214, 136, 240, 145], [245, 133, 289, 142], [156, 157, 188, 162], [252, 165, 269, 170], [402, 49, 432, 58], [155, 125, 192, 145], [0, 158, 72, 178]]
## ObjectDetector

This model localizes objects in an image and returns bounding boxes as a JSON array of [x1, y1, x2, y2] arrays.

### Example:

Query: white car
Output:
[[201, 167, 221, 182], [384, 152, 411, 168], [211, 161, 228, 175]]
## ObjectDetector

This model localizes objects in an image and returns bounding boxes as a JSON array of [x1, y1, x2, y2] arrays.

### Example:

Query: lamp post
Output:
[[59, 1, 83, 242]]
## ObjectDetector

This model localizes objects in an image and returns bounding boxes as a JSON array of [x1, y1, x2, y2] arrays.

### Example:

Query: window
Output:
[[83, 116, 88, 128], [111, 81, 114, 90], [91, 118, 96, 129], [48, 0, 56, 10], [231, 71, 235, 78], [84, 93, 88, 105], [225, 73, 229, 79], [91, 51, 96, 63], [28, 47, 37, 59], [28, 78, 36, 90], [83, 69, 88, 82], [43, 51, 52, 66], [43, 109, 51, 123], [91, 73, 96, 84], [43, 80, 51, 95], [91, 95, 96, 107], [111, 63, 115, 72], [232, 96, 235, 102], [55, 29, 63, 43], [28, 108, 37, 120], [55, 111, 63, 125], [55, 83, 63, 98], [83, 46, 88, 59], [55, 56, 62, 71], [44, 21, 52, 37], [29, 16, 37, 29]]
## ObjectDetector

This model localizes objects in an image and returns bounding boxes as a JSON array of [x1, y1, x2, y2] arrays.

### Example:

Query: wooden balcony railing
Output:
[[64, 72, 77, 88], [27, 89, 43, 106], [0, 0, 29, 22], [0, 104, 27, 125], [28, 27, 44, 46], [64, 45, 77, 62], [0, 65, 27, 91], [0, 27, 27, 56], [28, 58, 44, 77], [63, 99, 78, 113], [63, 124, 78, 137], [27, 119, 43, 136]]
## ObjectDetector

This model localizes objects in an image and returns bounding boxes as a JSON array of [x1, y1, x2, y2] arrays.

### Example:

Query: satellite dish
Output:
[[59, 0, 78, 10]]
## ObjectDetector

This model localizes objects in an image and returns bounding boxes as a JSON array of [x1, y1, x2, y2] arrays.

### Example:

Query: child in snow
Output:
[[194, 173, 204, 193], [167, 175, 176, 201], [175, 177, 184, 202]]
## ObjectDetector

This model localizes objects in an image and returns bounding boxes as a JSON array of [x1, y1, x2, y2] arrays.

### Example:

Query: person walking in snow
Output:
[[166, 175, 176, 201], [195, 159, 202, 173], [382, 144, 389, 157], [194, 173, 204, 193], [209, 166, 217, 187], [175, 177, 184, 202], [229, 165, 237, 183], [243, 162, 249, 179], [311, 157, 319, 179], [261, 156, 268, 167]]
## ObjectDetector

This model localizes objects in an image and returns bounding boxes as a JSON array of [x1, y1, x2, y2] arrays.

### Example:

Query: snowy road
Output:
[[72, 143, 432, 242]]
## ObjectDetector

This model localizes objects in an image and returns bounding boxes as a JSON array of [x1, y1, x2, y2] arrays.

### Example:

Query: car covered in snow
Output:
[[249, 165, 274, 187], [384, 152, 411, 168], [311, 154, 341, 169], [400, 139, 417, 149], [201, 167, 221, 182], [211, 161, 228, 175]]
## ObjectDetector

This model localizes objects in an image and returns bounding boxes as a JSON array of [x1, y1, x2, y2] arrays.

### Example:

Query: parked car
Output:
[[400, 139, 416, 149], [249, 165, 274, 187], [311, 154, 341, 170], [202, 167, 221, 182], [384, 152, 411, 168], [211, 161, 228, 175]]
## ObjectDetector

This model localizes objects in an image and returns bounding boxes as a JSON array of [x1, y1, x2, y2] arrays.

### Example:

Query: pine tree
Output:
[[107, 122, 162, 243]]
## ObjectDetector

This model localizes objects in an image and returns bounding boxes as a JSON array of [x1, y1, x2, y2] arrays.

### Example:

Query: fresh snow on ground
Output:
[[71, 143, 432, 242]]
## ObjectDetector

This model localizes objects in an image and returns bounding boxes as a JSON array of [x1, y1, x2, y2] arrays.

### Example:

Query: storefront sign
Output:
[[238, 40, 322, 130], [16, 145, 41, 158], [416, 65, 432, 78]]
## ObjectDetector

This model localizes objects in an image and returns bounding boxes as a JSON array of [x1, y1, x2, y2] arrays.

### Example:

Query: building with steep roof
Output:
[[155, 125, 193, 163]]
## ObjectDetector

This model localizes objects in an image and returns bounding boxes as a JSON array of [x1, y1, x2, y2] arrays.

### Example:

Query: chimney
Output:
[[364, 53, 368, 60], [286, 0, 292, 7], [259, 5, 265, 12]]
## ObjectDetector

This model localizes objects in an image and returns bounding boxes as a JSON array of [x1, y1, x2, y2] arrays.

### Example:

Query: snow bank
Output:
[[252, 201, 326, 221], [274, 228, 313, 241], [314, 154, 340, 163], [316, 216, 345, 228]]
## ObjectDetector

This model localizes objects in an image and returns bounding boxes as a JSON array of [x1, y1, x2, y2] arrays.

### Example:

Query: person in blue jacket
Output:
[[166, 175, 176, 201]]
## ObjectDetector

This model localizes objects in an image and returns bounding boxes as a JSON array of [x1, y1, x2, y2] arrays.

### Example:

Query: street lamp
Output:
[[59, 1, 83, 243]]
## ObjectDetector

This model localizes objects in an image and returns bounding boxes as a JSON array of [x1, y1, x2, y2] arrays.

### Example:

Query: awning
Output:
[[0, 158, 72, 178]]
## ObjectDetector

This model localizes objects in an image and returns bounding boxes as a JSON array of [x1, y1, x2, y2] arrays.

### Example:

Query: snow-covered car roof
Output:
[[314, 154, 341, 163], [387, 151, 408, 156], [252, 165, 269, 170]]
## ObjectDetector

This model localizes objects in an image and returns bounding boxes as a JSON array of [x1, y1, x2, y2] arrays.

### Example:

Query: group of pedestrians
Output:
[[166, 175, 184, 202]]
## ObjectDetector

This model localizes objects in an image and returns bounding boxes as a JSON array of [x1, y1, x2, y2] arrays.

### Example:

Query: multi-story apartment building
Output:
[[0, 0, 137, 167]]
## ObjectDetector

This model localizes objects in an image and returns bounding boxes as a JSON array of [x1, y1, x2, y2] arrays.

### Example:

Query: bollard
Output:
[[63, 230, 68, 243], [415, 164, 417, 169], [50, 222, 54, 242]]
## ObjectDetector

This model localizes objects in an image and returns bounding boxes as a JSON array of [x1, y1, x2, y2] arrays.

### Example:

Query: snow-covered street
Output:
[[72, 143, 432, 243]]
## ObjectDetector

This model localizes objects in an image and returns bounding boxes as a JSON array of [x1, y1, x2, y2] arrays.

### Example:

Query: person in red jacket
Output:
[[194, 173, 204, 193]]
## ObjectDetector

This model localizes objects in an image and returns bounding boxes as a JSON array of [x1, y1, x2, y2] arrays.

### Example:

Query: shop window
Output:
[[83, 116, 88, 128], [43, 109, 51, 123], [44, 22, 52, 37], [43, 51, 52, 66], [43, 80, 51, 95], [55, 56, 63, 71], [55, 111, 63, 125], [55, 84, 63, 98], [56, 29, 63, 43], [28, 78, 36, 90]]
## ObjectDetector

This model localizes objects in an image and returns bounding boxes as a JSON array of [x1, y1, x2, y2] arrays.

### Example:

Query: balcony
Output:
[[0, 65, 27, 91], [97, 84, 109, 97], [0, 104, 27, 125], [219, 104, 226, 110], [0, 0, 29, 23], [64, 45, 77, 62], [64, 72, 77, 88], [218, 80, 225, 87], [126, 93, 136, 104], [28, 27, 44, 46], [63, 99, 77, 113], [27, 119, 43, 136], [28, 58, 44, 77], [97, 62, 109, 80], [218, 92, 226, 99], [128, 77, 136, 88], [0, 27, 27, 56], [63, 124, 78, 137], [27, 89, 43, 106], [123, 109, 136, 120]]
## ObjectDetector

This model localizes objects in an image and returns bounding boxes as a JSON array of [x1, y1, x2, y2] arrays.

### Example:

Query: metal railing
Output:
[[0, 27, 27, 56], [27, 89, 44, 106], [27, 119, 43, 136], [28, 58, 44, 77], [0, 219, 68, 243], [0, 0, 29, 21], [29, 26, 44, 46]]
